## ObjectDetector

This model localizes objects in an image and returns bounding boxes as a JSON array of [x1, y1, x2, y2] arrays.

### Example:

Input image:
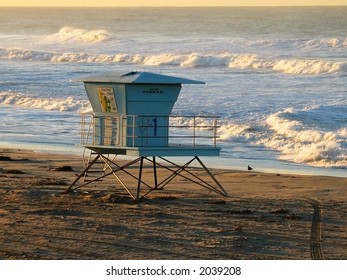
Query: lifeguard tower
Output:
[[65, 71, 228, 200]]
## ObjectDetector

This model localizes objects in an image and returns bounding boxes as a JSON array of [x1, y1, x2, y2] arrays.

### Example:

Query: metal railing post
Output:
[[193, 116, 196, 147], [79, 114, 220, 149], [213, 117, 217, 147]]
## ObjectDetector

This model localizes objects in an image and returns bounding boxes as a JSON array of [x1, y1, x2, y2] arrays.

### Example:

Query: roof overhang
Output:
[[72, 71, 205, 85]]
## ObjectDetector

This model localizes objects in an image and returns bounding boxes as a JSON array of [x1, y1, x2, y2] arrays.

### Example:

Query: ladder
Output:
[[82, 148, 115, 182]]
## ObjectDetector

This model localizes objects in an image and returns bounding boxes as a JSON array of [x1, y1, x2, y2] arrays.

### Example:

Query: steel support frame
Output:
[[65, 154, 229, 201]]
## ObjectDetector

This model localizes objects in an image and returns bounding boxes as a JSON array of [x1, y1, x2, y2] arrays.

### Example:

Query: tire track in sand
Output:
[[307, 198, 324, 260]]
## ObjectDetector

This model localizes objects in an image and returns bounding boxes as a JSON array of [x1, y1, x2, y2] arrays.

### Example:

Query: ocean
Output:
[[0, 7, 346, 177]]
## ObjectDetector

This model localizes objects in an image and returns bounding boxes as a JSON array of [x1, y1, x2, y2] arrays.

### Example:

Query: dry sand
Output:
[[0, 148, 346, 260]]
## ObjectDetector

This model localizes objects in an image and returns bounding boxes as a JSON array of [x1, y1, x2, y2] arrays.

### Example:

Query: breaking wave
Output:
[[0, 91, 91, 113], [259, 107, 347, 167], [176, 107, 347, 168], [45, 26, 110, 43], [1, 47, 346, 75], [1, 91, 346, 168], [302, 38, 347, 49]]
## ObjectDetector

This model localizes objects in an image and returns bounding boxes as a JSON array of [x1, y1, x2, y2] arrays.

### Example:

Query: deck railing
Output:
[[80, 113, 220, 148]]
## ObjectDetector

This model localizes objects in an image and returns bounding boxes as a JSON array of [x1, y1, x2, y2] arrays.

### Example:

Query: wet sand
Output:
[[0, 148, 346, 259]]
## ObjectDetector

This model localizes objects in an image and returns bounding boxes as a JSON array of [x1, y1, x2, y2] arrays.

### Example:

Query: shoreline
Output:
[[1, 142, 346, 179], [0, 148, 346, 259]]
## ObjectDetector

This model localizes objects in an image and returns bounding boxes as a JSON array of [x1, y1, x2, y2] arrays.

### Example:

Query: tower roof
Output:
[[72, 71, 205, 84]]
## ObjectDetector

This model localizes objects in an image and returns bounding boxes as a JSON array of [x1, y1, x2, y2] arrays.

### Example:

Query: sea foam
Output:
[[45, 26, 110, 43], [0, 91, 91, 113], [260, 108, 347, 167], [1, 48, 345, 76]]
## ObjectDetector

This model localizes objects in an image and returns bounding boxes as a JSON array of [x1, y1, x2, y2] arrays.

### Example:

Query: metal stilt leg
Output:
[[136, 157, 144, 201], [64, 154, 101, 194], [66, 153, 228, 200]]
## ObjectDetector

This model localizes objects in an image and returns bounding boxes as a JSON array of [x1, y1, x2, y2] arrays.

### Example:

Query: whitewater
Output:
[[0, 7, 346, 177]]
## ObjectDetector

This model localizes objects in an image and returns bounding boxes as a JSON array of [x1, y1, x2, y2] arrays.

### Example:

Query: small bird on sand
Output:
[[247, 165, 253, 171]]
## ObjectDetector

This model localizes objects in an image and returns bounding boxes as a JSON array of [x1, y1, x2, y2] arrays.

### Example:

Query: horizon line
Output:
[[1, 5, 347, 8]]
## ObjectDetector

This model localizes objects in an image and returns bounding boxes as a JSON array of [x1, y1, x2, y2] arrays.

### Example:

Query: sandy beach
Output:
[[0, 148, 346, 260]]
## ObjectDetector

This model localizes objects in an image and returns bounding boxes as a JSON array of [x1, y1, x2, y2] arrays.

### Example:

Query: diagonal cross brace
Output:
[[65, 154, 229, 200]]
